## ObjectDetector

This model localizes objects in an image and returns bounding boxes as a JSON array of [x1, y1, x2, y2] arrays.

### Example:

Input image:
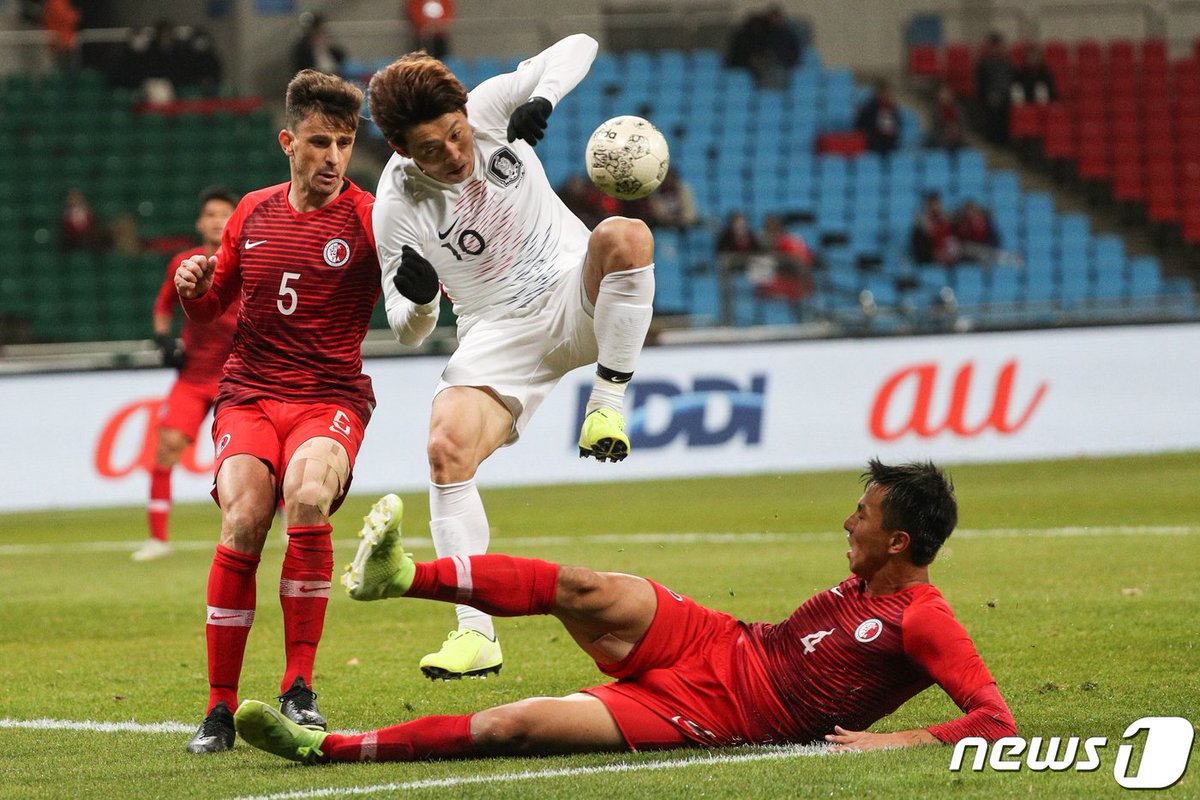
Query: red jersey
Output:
[[181, 181, 381, 425], [155, 245, 239, 384], [592, 576, 1008, 747], [736, 576, 998, 743]]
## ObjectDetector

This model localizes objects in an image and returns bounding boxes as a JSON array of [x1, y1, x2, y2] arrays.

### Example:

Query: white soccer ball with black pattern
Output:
[[584, 115, 670, 201]]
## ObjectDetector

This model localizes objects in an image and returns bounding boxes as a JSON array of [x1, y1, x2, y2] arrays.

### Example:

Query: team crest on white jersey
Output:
[[323, 238, 351, 267], [855, 618, 884, 643], [487, 146, 525, 187]]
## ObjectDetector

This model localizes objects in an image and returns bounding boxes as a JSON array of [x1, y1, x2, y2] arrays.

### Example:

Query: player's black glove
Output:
[[506, 97, 552, 147], [393, 245, 440, 305], [155, 333, 186, 370]]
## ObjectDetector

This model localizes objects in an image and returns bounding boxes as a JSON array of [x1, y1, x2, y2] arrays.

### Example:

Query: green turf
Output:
[[1, 452, 1197, 799]]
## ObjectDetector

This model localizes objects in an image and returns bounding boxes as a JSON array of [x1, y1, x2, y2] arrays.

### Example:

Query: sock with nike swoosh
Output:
[[205, 544, 261, 713], [279, 524, 334, 694]]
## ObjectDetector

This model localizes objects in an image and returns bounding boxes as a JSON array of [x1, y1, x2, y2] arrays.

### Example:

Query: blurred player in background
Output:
[[174, 70, 382, 754], [361, 33, 656, 680], [133, 187, 239, 563], [237, 460, 1016, 762]]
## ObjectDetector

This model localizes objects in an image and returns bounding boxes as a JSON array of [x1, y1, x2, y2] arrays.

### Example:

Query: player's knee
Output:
[[591, 216, 653, 271], [220, 505, 272, 548], [555, 566, 610, 612], [470, 703, 539, 754], [426, 429, 477, 482]]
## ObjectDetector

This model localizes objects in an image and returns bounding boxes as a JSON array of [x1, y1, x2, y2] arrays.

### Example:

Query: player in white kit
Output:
[[355, 34, 656, 678]]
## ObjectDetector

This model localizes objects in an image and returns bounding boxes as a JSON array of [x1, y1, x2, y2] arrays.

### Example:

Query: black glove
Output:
[[155, 333, 186, 370], [506, 97, 552, 146], [394, 245, 440, 305]]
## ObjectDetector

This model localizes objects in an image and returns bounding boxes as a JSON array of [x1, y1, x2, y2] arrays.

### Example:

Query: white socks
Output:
[[429, 478, 495, 639], [588, 264, 655, 413]]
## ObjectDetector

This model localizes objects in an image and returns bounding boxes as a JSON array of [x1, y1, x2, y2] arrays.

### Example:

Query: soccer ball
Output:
[[584, 116, 670, 201]]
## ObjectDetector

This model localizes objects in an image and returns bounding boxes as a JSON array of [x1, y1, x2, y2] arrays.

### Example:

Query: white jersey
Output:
[[374, 34, 599, 344]]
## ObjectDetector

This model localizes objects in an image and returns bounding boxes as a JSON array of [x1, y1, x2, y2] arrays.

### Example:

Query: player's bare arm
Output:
[[175, 254, 216, 300], [825, 725, 940, 752]]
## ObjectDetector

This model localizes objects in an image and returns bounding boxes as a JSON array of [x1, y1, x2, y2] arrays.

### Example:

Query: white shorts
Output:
[[436, 260, 597, 445]]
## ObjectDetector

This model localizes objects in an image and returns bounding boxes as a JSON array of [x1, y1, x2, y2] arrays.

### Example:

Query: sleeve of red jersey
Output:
[[902, 598, 1017, 743], [154, 256, 182, 317], [181, 200, 246, 323]]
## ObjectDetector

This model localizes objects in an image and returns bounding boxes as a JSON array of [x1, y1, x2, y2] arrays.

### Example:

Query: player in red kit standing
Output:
[[133, 187, 240, 562], [235, 459, 1016, 762], [175, 70, 382, 754]]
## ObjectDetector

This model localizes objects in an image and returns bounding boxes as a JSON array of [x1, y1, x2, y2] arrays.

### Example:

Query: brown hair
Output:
[[285, 69, 364, 132], [367, 52, 468, 149]]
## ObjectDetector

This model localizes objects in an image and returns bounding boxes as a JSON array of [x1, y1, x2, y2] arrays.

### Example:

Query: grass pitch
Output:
[[1, 453, 1197, 799]]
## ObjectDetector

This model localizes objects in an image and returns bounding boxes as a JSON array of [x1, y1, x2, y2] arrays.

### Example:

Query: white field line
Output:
[[0, 717, 195, 734], [228, 744, 833, 800], [0, 525, 1196, 558]]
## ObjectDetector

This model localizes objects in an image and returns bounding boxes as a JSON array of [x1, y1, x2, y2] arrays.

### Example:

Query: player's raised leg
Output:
[[579, 217, 655, 462]]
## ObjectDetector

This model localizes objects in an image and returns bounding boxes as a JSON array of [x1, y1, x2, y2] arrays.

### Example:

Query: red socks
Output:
[[147, 466, 172, 541], [405, 554, 559, 617], [322, 714, 476, 762], [205, 544, 260, 712], [279, 524, 333, 693]]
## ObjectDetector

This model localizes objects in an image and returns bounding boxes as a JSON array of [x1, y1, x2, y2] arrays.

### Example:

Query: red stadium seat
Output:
[[1042, 103, 1075, 160], [1075, 39, 1104, 71], [1009, 40, 1029, 68], [908, 45, 941, 78], [1108, 39, 1136, 68], [1180, 204, 1200, 244], [1142, 38, 1167, 69], [1009, 103, 1043, 141], [1112, 162, 1144, 202], [945, 44, 975, 97]]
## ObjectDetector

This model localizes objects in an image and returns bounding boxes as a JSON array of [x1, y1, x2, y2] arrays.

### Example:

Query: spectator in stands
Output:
[[757, 215, 815, 303], [717, 211, 765, 265], [928, 84, 967, 151], [140, 20, 188, 104], [406, 0, 455, 60], [177, 26, 223, 96], [854, 78, 902, 154], [59, 188, 99, 252], [557, 174, 620, 230], [42, 0, 80, 70], [1011, 44, 1056, 105], [954, 200, 1003, 265], [975, 31, 1014, 143], [726, 4, 803, 89], [291, 12, 347, 76], [624, 171, 699, 230], [910, 192, 960, 266]]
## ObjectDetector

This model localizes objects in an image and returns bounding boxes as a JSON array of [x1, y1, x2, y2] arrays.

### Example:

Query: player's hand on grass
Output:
[[155, 333, 186, 370], [394, 245, 440, 305], [824, 725, 937, 752], [506, 97, 552, 146], [175, 254, 215, 300]]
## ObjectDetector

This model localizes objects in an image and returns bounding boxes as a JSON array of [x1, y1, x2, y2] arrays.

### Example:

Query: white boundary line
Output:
[[0, 717, 195, 734], [1, 525, 1196, 557], [228, 744, 832, 800]]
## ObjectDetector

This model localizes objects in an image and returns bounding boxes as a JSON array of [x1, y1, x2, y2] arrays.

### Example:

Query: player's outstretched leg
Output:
[[578, 406, 630, 462], [186, 701, 236, 753], [419, 629, 503, 681], [340, 494, 415, 600], [234, 700, 328, 764]]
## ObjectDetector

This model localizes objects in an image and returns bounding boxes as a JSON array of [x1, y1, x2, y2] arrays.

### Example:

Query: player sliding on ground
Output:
[[364, 33, 655, 679], [235, 460, 1016, 761]]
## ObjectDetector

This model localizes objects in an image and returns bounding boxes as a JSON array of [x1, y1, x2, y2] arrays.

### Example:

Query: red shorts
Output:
[[158, 378, 219, 440], [582, 581, 750, 749], [211, 399, 367, 512]]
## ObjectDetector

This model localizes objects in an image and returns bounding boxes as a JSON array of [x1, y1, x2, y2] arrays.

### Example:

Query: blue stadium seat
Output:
[[1128, 256, 1163, 297], [988, 267, 1021, 304], [952, 265, 986, 306]]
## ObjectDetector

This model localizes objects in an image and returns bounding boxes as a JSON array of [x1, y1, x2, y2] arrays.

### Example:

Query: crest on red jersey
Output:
[[323, 238, 351, 267], [854, 618, 883, 643]]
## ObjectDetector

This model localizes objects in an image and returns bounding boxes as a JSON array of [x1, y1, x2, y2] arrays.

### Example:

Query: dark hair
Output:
[[198, 186, 238, 209], [862, 459, 957, 566], [285, 69, 363, 132], [367, 52, 468, 149]]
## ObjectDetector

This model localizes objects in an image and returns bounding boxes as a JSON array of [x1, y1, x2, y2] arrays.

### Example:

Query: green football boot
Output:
[[419, 629, 503, 680], [340, 493, 415, 601], [578, 407, 630, 462], [234, 700, 327, 764]]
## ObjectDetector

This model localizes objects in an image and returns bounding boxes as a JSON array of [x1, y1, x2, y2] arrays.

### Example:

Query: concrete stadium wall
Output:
[[2, 323, 1198, 512]]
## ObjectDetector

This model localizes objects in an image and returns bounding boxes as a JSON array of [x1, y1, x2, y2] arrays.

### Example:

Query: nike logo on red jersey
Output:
[[245, 239, 268, 249]]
